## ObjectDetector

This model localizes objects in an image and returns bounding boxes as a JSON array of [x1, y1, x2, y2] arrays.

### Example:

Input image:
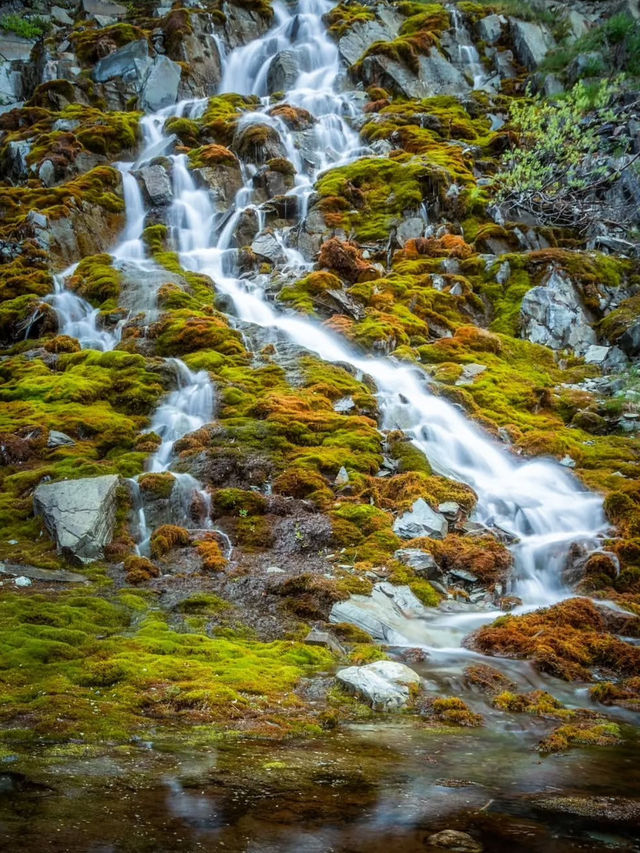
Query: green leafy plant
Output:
[[0, 13, 49, 39]]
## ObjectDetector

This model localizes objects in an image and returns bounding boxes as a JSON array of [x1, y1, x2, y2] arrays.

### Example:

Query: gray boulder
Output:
[[520, 269, 596, 355], [0, 34, 34, 107], [137, 164, 173, 206], [478, 14, 505, 45], [93, 39, 150, 83], [509, 19, 555, 69], [141, 55, 181, 112], [51, 6, 75, 26], [393, 498, 448, 540], [33, 475, 120, 562], [47, 430, 75, 448], [266, 50, 298, 94], [336, 660, 421, 711], [251, 231, 285, 265]]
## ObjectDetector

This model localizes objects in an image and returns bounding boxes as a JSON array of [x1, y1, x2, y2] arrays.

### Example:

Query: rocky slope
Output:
[[0, 0, 639, 768]]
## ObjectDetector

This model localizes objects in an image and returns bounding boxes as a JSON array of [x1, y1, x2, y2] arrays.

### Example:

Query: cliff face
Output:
[[0, 0, 639, 753]]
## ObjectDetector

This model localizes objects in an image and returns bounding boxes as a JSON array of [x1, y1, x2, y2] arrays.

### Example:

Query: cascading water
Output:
[[47, 0, 606, 661], [448, 6, 491, 90], [167, 0, 607, 647]]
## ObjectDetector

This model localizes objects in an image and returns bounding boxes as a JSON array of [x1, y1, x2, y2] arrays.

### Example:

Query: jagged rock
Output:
[[142, 55, 181, 111], [93, 39, 150, 83], [222, 1, 271, 49], [478, 14, 505, 45], [173, 13, 223, 95], [438, 501, 461, 517], [520, 269, 596, 355], [393, 498, 448, 540], [338, 19, 399, 67], [251, 231, 285, 264], [138, 164, 173, 206], [267, 50, 298, 94], [509, 18, 556, 69], [33, 475, 120, 562], [358, 50, 469, 99], [304, 628, 344, 655], [584, 344, 628, 372], [326, 289, 366, 321], [427, 829, 483, 852], [336, 660, 421, 711], [0, 34, 34, 107], [195, 160, 243, 207], [394, 548, 439, 578], [232, 208, 259, 246], [334, 466, 350, 486]]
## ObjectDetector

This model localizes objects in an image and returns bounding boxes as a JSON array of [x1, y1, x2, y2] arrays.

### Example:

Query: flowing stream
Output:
[[48, 0, 606, 661]]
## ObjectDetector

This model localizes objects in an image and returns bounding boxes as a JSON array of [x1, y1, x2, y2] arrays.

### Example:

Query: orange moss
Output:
[[150, 524, 190, 559]]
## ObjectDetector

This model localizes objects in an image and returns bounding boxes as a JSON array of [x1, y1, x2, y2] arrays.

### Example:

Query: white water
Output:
[[449, 7, 490, 90], [48, 0, 606, 649]]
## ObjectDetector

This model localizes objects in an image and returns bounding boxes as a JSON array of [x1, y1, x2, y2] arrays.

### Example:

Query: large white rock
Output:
[[393, 498, 448, 540], [33, 475, 120, 562], [336, 660, 421, 711]]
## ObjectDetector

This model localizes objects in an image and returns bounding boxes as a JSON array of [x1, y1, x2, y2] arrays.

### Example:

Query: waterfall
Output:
[[48, 0, 606, 649]]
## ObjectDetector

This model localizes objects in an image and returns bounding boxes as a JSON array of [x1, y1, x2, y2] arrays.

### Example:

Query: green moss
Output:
[[68, 254, 122, 308]]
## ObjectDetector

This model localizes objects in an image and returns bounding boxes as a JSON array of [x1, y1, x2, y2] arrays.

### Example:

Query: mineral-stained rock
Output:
[[393, 498, 448, 540], [336, 660, 421, 711], [33, 475, 120, 562]]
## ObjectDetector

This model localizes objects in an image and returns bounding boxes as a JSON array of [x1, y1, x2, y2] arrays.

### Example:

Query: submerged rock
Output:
[[393, 498, 448, 540], [427, 829, 483, 852], [33, 475, 120, 562], [336, 660, 420, 711]]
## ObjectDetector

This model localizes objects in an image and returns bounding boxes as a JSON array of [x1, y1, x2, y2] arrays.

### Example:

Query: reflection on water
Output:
[[1, 723, 639, 852]]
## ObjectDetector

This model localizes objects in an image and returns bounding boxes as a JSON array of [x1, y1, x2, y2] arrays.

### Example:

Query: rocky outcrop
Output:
[[357, 50, 469, 99], [520, 269, 596, 355], [267, 50, 299, 94], [92, 40, 181, 111], [335, 660, 421, 711], [509, 18, 556, 70], [33, 475, 120, 562]]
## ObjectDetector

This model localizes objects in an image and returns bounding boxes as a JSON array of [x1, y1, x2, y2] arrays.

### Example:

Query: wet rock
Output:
[[137, 164, 173, 206], [4, 140, 31, 181], [33, 474, 120, 562], [330, 582, 431, 644], [0, 34, 34, 107], [233, 122, 287, 165], [173, 13, 222, 95], [142, 55, 181, 111], [427, 829, 483, 852], [335, 660, 420, 711], [267, 50, 298, 94], [509, 18, 555, 70], [520, 269, 596, 355], [251, 231, 285, 265], [394, 548, 439, 578], [393, 498, 448, 540], [221, 1, 271, 49], [232, 208, 259, 246]]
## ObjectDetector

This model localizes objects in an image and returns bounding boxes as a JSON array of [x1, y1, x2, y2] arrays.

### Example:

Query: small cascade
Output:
[[449, 7, 490, 90], [48, 265, 121, 352]]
